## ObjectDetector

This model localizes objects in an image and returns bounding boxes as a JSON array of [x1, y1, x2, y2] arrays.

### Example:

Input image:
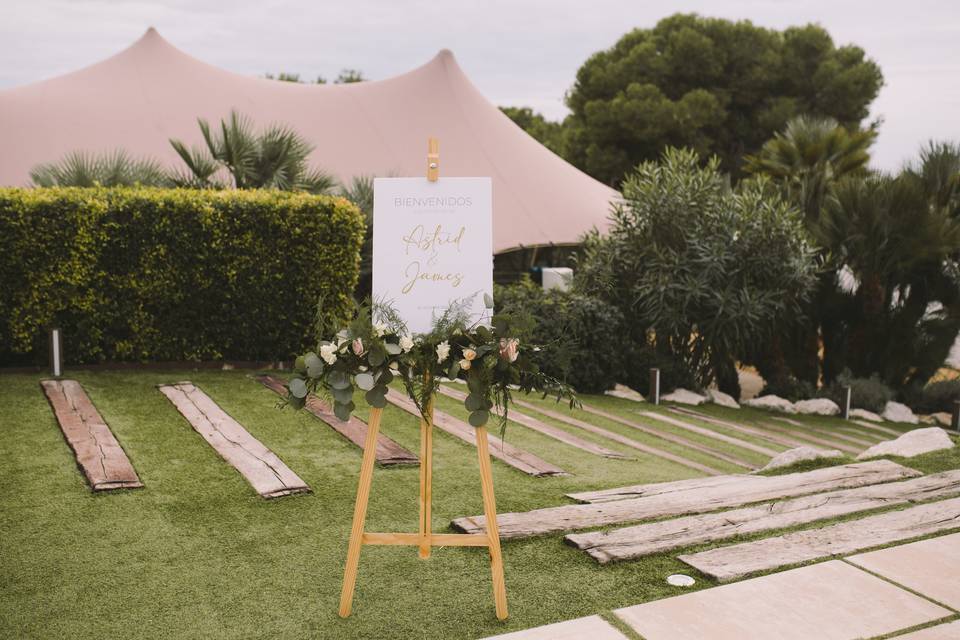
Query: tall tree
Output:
[[564, 14, 883, 186], [500, 106, 567, 157]]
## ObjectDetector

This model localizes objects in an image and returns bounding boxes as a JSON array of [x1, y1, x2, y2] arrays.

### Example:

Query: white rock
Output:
[[882, 401, 919, 425], [707, 389, 740, 409], [743, 395, 797, 414], [666, 574, 696, 587], [849, 408, 883, 422], [921, 412, 952, 427], [661, 388, 709, 406], [857, 427, 955, 460], [794, 398, 841, 416], [605, 384, 644, 403], [757, 446, 845, 472]]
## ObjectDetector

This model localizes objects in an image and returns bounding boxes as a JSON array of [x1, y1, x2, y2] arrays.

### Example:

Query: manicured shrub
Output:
[[494, 279, 625, 393], [760, 374, 816, 402], [0, 187, 364, 365], [908, 379, 960, 414], [819, 370, 894, 413]]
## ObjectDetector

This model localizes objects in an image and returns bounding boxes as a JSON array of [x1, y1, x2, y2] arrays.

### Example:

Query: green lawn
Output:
[[1, 370, 957, 639]]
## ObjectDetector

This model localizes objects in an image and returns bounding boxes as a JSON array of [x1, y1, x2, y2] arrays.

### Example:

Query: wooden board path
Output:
[[159, 382, 310, 498], [451, 460, 919, 539], [40, 379, 143, 491], [772, 416, 877, 447], [758, 419, 861, 454], [437, 385, 629, 460], [680, 496, 960, 582], [852, 419, 909, 438], [672, 407, 863, 453], [257, 375, 418, 466], [579, 404, 756, 470], [566, 469, 960, 563], [384, 388, 567, 477], [510, 399, 723, 476], [639, 411, 780, 457]]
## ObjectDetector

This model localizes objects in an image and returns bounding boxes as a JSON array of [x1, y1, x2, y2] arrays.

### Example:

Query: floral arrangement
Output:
[[286, 298, 577, 430]]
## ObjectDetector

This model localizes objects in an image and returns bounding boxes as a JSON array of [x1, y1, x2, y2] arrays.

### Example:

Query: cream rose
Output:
[[399, 334, 414, 353], [462, 347, 477, 361], [352, 338, 365, 356], [373, 322, 388, 337], [319, 343, 338, 365], [436, 340, 451, 363], [459, 358, 472, 371]]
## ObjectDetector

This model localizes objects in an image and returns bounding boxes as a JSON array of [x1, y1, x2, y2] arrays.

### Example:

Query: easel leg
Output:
[[476, 425, 508, 620], [338, 407, 383, 618], [418, 400, 434, 559]]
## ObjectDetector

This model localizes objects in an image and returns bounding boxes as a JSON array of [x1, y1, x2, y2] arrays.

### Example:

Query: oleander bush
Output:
[[820, 370, 894, 413], [0, 187, 364, 365]]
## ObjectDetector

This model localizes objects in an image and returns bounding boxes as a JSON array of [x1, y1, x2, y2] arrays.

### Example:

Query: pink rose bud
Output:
[[499, 338, 519, 363], [352, 338, 364, 356]]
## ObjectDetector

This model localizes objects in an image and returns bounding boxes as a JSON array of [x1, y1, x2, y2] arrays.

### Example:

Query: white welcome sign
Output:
[[372, 177, 493, 334]]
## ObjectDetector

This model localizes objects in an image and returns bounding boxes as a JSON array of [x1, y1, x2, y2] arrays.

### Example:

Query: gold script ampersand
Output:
[[400, 224, 467, 294]]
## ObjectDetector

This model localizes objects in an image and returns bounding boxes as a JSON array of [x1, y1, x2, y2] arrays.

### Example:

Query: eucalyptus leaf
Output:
[[329, 370, 351, 389], [385, 342, 402, 355], [355, 372, 375, 391], [448, 361, 460, 379], [483, 292, 494, 309], [333, 401, 351, 422], [333, 386, 354, 404], [288, 378, 308, 399], [368, 346, 385, 367], [468, 410, 489, 427], [377, 370, 394, 385], [365, 388, 387, 408], [464, 393, 484, 411], [294, 355, 306, 371]]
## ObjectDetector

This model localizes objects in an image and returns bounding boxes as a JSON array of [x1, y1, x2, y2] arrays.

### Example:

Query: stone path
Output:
[[159, 382, 310, 498], [385, 388, 566, 477], [848, 532, 960, 610], [579, 403, 756, 470], [483, 615, 627, 639], [510, 399, 723, 475], [614, 560, 951, 640], [639, 411, 780, 457], [565, 470, 960, 563], [451, 460, 918, 539], [40, 379, 143, 491], [257, 375, 418, 466], [680, 496, 960, 582], [437, 386, 629, 460]]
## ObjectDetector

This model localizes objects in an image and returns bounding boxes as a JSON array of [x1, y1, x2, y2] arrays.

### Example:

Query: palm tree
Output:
[[30, 149, 171, 187], [169, 111, 336, 193], [338, 175, 375, 298], [744, 115, 876, 223]]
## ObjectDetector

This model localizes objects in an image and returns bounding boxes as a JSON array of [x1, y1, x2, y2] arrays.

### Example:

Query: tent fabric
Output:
[[0, 28, 616, 253]]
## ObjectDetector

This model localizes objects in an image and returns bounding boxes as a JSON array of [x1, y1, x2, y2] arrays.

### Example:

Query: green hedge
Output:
[[0, 187, 365, 365]]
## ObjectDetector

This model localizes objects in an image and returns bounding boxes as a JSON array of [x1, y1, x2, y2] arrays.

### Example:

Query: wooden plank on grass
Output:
[[567, 470, 960, 563], [450, 460, 920, 539], [852, 419, 907, 438], [579, 404, 755, 470], [511, 399, 723, 476], [40, 379, 143, 491], [672, 407, 860, 454], [679, 496, 960, 582], [159, 382, 310, 498], [640, 411, 780, 457], [773, 416, 876, 447], [384, 388, 567, 477], [256, 375, 417, 467], [437, 385, 630, 460], [667, 407, 816, 451]]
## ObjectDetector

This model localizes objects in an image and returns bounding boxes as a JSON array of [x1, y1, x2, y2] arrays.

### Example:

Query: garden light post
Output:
[[49, 327, 63, 377], [650, 368, 660, 405], [952, 400, 960, 433], [842, 386, 851, 420]]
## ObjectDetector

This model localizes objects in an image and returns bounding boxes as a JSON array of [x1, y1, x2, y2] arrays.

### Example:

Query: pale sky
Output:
[[2, 0, 958, 171]]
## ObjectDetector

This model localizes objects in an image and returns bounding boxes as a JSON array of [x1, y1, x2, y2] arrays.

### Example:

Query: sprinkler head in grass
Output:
[[666, 574, 695, 587]]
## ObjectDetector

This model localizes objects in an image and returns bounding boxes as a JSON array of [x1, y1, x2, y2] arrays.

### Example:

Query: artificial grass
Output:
[[1, 370, 957, 639]]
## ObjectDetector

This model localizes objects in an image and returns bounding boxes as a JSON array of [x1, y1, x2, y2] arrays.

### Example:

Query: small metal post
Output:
[[842, 386, 851, 420], [649, 368, 660, 405], [49, 327, 63, 377], [952, 400, 960, 433]]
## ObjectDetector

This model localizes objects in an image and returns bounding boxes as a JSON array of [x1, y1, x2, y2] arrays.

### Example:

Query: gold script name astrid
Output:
[[400, 224, 466, 294]]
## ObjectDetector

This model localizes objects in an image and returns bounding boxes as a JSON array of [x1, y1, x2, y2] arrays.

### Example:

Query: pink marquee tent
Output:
[[0, 28, 616, 253]]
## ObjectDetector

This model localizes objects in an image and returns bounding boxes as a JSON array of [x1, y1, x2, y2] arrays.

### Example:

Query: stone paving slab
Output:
[[847, 532, 960, 610], [891, 620, 960, 639], [480, 615, 627, 639], [614, 560, 951, 640]]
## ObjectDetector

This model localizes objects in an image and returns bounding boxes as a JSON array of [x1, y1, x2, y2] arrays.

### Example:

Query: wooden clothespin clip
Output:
[[426, 137, 439, 182]]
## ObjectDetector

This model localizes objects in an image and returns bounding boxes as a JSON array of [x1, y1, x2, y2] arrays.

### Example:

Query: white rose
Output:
[[459, 358, 471, 371], [462, 347, 477, 361], [399, 334, 414, 353], [436, 340, 451, 363], [373, 322, 388, 337], [319, 343, 338, 365]]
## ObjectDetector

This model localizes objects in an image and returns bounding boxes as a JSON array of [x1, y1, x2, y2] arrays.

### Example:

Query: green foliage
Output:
[[334, 69, 366, 84], [906, 378, 960, 414], [169, 110, 337, 193], [494, 279, 626, 393], [563, 14, 883, 185], [30, 149, 172, 187], [499, 107, 567, 157], [0, 187, 364, 364], [337, 175, 375, 298], [760, 374, 816, 403], [575, 147, 817, 392], [819, 371, 894, 413]]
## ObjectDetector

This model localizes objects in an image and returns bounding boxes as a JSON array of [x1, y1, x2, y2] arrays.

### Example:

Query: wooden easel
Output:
[[338, 139, 509, 621]]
